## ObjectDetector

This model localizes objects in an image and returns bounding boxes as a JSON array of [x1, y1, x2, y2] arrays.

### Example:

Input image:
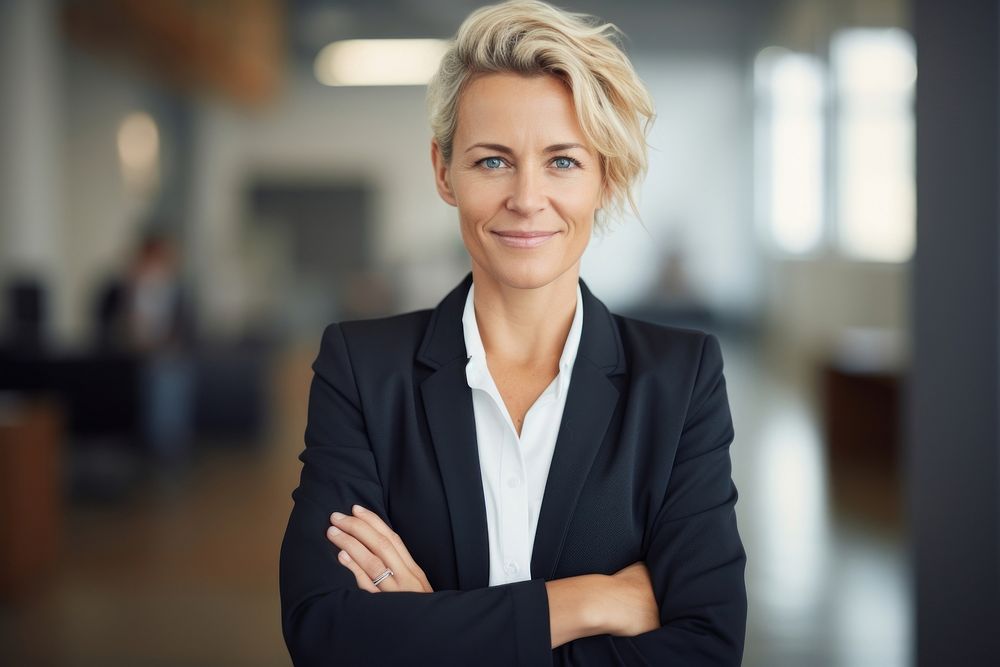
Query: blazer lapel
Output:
[[530, 275, 626, 580], [416, 270, 627, 589], [417, 272, 489, 590]]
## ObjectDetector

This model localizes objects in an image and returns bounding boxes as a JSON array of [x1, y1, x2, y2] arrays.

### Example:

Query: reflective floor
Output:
[[0, 334, 910, 666], [724, 336, 910, 667]]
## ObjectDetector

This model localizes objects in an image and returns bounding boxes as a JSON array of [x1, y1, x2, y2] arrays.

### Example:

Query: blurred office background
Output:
[[1, 0, 997, 665]]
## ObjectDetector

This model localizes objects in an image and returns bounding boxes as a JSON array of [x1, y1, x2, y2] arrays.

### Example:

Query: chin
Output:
[[480, 258, 573, 291]]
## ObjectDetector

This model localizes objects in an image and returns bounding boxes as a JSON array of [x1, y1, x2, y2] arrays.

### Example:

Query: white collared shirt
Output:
[[461, 279, 584, 586]]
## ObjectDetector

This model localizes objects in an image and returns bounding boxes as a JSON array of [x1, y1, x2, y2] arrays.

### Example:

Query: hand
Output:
[[326, 504, 434, 593], [601, 561, 660, 637]]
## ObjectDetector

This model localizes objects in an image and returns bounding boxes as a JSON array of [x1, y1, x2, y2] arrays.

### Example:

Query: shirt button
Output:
[[504, 560, 519, 574], [506, 476, 521, 488]]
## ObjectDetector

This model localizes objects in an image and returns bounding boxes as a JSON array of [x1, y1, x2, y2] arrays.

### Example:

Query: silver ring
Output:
[[371, 568, 394, 587]]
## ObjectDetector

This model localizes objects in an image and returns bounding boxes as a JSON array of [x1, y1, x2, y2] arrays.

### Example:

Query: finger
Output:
[[336, 549, 380, 593], [350, 505, 429, 583], [329, 513, 405, 591], [326, 523, 396, 591]]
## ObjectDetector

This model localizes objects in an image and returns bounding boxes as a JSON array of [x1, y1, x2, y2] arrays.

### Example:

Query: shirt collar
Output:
[[462, 278, 584, 394]]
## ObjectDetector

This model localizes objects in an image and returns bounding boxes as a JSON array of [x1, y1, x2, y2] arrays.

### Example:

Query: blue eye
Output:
[[474, 155, 582, 170], [552, 156, 582, 169]]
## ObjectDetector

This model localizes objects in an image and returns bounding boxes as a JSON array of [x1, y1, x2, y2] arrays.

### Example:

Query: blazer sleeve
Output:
[[551, 332, 748, 666], [279, 322, 554, 667]]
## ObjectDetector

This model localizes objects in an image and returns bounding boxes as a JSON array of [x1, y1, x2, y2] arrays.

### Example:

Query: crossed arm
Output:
[[323, 502, 620, 645], [278, 323, 747, 666]]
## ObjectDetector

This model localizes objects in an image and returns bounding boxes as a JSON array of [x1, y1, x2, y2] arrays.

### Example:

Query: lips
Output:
[[491, 230, 559, 249]]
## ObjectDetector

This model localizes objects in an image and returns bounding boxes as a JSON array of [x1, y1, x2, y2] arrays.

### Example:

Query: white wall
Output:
[[584, 56, 761, 314], [57, 53, 170, 348], [189, 72, 455, 337], [0, 0, 64, 342]]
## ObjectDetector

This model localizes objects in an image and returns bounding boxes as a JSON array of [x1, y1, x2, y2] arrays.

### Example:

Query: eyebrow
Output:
[[464, 142, 588, 154]]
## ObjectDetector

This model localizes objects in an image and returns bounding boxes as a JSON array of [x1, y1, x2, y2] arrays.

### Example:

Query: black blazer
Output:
[[279, 271, 747, 666]]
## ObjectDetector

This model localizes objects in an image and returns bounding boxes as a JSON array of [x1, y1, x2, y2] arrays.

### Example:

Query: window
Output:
[[755, 28, 916, 263], [754, 47, 827, 255]]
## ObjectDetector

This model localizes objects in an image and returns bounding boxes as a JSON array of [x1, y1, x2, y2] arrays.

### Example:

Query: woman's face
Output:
[[432, 72, 605, 290]]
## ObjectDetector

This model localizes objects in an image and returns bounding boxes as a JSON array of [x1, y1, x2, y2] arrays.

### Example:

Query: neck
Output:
[[469, 261, 579, 367]]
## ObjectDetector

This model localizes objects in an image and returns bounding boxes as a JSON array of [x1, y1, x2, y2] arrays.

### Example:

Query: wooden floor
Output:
[[0, 336, 910, 666]]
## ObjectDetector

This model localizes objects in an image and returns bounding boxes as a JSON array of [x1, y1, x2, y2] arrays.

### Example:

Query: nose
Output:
[[506, 164, 547, 217]]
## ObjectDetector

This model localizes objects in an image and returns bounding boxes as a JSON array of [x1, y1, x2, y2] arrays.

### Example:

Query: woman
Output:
[[279, 1, 747, 665]]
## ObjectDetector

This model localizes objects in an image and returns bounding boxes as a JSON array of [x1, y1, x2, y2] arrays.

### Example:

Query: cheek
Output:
[[554, 175, 603, 209], [457, 204, 491, 235], [555, 192, 601, 227], [454, 180, 504, 224], [456, 208, 491, 256]]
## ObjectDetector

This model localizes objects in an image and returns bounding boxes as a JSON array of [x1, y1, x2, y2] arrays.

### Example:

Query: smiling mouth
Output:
[[491, 230, 560, 249]]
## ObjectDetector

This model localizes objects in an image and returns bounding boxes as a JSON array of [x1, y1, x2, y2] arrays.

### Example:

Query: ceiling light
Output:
[[314, 39, 450, 86]]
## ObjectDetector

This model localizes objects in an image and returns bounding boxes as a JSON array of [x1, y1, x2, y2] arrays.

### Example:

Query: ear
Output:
[[430, 138, 457, 207]]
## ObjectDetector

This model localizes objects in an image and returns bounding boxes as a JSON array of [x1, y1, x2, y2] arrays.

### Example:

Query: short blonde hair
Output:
[[426, 0, 655, 231]]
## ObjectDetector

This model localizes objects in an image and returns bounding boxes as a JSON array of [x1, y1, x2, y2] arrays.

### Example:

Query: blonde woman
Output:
[[279, 1, 747, 664]]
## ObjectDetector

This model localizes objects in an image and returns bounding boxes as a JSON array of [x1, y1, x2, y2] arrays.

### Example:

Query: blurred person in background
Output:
[[94, 227, 196, 468], [279, 1, 746, 665]]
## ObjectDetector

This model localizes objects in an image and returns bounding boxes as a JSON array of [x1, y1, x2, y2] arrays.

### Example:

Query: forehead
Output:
[[455, 72, 586, 143]]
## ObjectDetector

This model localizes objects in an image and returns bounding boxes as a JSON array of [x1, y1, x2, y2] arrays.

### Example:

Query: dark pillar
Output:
[[910, 1, 1000, 664]]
